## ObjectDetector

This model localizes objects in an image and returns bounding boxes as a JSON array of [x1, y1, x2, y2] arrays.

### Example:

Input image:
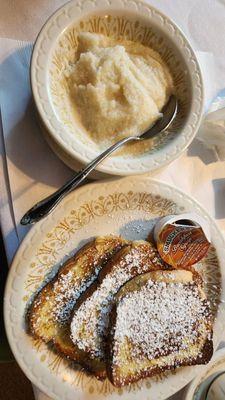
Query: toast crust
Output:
[[27, 236, 127, 345], [108, 337, 213, 387], [27, 234, 213, 387], [69, 241, 170, 378], [107, 270, 213, 387]]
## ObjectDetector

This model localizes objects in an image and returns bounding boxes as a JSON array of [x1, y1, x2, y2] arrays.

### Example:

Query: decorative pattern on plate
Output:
[[5, 178, 225, 400], [31, 0, 204, 175], [24, 191, 221, 396], [25, 191, 178, 294]]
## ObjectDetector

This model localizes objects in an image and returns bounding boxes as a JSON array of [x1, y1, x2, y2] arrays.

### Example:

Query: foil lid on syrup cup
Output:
[[154, 213, 211, 268]]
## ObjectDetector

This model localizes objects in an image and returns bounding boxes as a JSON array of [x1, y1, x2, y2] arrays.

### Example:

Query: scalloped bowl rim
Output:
[[31, 0, 204, 175]]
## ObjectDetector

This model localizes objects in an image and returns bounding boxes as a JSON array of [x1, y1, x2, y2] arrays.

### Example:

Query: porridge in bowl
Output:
[[66, 32, 173, 150], [41, 9, 200, 175]]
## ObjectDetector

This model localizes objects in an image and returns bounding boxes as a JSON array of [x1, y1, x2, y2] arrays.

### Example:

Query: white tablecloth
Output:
[[1, 1, 225, 399]]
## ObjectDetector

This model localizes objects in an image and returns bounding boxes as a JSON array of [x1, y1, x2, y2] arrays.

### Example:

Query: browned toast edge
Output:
[[68, 241, 170, 378], [27, 236, 127, 342], [106, 270, 213, 387]]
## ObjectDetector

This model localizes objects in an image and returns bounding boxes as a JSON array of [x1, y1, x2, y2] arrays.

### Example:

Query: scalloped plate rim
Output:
[[4, 177, 225, 400]]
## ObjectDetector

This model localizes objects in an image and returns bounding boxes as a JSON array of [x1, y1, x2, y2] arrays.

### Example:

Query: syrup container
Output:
[[154, 213, 211, 268]]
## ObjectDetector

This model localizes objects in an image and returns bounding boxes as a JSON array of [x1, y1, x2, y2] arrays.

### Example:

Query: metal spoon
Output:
[[21, 95, 178, 225]]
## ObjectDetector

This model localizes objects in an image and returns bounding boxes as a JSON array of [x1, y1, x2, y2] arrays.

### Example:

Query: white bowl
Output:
[[31, 0, 204, 176], [184, 348, 225, 400]]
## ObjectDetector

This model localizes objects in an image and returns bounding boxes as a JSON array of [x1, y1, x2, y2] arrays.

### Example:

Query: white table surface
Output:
[[1, 1, 225, 400]]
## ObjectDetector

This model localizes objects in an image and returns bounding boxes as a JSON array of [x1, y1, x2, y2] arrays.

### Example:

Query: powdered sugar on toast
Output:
[[29, 236, 126, 341], [53, 266, 100, 324], [70, 242, 167, 359], [112, 277, 212, 367]]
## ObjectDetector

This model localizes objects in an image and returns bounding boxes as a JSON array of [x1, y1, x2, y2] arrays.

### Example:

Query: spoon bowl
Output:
[[21, 95, 178, 225]]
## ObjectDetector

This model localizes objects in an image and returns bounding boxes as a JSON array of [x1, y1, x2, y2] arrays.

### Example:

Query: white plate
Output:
[[31, 0, 204, 175], [4, 177, 225, 400]]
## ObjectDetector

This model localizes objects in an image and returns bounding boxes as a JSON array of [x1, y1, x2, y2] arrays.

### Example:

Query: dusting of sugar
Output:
[[53, 266, 100, 324], [48, 237, 124, 325], [70, 244, 166, 358], [113, 280, 211, 368]]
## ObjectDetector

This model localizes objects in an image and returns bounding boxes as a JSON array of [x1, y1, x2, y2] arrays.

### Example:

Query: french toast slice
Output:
[[27, 236, 127, 344], [107, 269, 213, 387], [70, 240, 169, 378]]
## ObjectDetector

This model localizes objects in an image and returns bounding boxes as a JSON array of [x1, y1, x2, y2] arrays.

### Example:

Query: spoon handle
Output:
[[20, 135, 137, 225]]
